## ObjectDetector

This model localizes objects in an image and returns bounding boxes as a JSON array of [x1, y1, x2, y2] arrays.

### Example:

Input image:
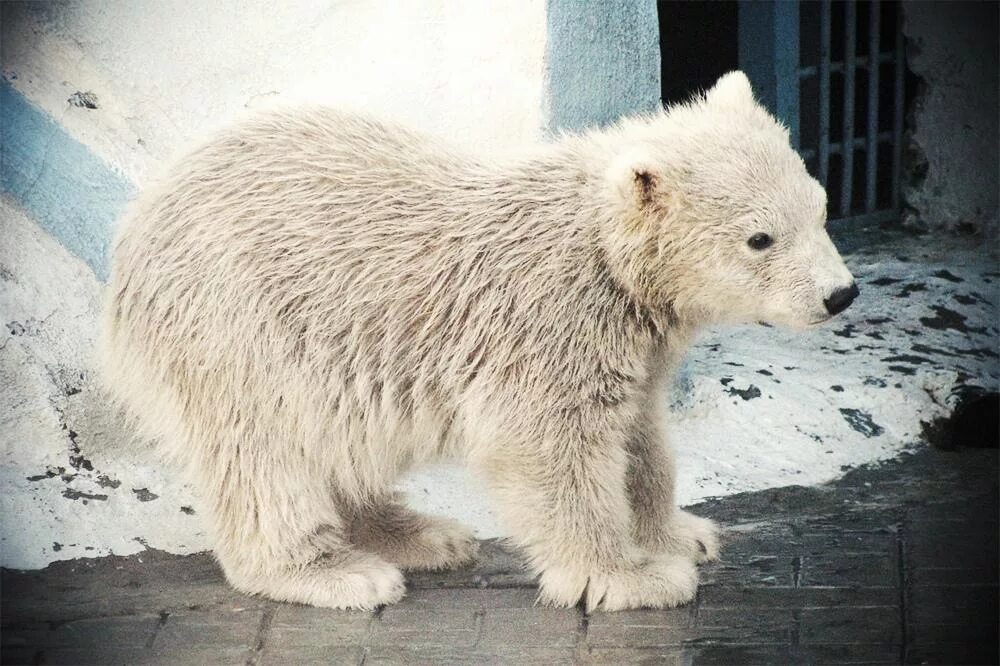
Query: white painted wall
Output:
[[4, 0, 548, 186]]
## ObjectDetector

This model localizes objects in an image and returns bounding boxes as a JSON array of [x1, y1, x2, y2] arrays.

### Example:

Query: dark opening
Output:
[[658, 1, 740, 106], [922, 389, 1000, 450]]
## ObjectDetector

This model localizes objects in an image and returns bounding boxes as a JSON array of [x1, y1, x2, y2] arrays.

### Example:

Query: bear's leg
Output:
[[480, 418, 699, 612], [204, 459, 405, 610], [626, 415, 720, 563], [345, 495, 479, 571]]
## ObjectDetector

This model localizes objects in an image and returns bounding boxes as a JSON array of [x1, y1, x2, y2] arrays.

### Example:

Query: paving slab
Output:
[[2, 445, 996, 665]]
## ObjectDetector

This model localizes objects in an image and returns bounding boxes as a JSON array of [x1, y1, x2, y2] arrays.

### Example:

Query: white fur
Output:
[[100, 71, 855, 611]]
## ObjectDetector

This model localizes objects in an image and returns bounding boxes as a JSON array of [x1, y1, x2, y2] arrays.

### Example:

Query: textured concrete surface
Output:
[[0, 0, 552, 276], [3, 444, 997, 665], [903, 2, 999, 234]]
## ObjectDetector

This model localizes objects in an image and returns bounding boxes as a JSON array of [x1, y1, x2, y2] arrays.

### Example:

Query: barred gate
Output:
[[740, 0, 907, 224]]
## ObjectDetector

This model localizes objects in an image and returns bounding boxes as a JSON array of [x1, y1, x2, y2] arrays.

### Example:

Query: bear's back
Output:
[[109, 107, 493, 333], [103, 108, 588, 415]]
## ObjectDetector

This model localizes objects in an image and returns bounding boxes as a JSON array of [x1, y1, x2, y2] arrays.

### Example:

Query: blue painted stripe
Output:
[[544, 0, 661, 133], [1, 78, 134, 280]]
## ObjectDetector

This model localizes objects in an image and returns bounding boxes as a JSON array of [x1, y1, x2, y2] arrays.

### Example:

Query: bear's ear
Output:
[[632, 169, 658, 208], [605, 149, 682, 230], [606, 149, 662, 212], [705, 70, 756, 109]]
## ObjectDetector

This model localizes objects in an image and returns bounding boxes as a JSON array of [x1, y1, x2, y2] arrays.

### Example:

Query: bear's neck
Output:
[[481, 144, 684, 349], [508, 140, 692, 337]]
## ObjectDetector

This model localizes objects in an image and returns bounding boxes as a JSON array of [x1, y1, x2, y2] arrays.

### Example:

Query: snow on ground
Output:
[[671, 249, 998, 502], [2, 197, 997, 569], [0, 197, 207, 569]]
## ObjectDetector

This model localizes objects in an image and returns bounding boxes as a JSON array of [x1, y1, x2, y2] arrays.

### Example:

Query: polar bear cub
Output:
[[102, 72, 857, 611]]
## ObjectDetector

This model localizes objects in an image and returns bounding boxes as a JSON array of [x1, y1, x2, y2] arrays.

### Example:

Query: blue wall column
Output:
[[544, 0, 662, 133], [738, 0, 801, 148]]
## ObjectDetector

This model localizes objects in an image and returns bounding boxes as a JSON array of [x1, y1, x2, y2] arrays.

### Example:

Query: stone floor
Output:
[[2, 443, 997, 665]]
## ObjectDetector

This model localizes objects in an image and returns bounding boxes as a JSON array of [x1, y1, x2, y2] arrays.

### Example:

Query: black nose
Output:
[[824, 282, 859, 315]]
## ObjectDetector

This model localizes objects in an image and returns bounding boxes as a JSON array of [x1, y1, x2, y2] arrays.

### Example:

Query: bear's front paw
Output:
[[654, 509, 721, 564], [537, 554, 699, 612]]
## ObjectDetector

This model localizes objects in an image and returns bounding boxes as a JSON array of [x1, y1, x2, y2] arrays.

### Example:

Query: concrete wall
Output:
[[903, 1, 999, 234], [2, 0, 663, 277], [4, 0, 551, 177], [1, 0, 551, 278]]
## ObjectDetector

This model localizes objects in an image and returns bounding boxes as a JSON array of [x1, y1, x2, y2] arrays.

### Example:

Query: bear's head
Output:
[[600, 71, 857, 329]]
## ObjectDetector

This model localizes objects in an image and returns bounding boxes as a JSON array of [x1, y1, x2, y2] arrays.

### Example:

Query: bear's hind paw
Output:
[[663, 510, 721, 564], [233, 552, 406, 610], [356, 512, 480, 572]]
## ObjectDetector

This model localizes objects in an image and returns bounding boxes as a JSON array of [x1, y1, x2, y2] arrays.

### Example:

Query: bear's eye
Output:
[[747, 233, 774, 251]]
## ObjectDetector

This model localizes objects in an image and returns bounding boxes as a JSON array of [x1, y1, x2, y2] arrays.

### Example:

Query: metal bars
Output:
[[818, 0, 831, 186], [839, 0, 857, 216], [799, 52, 894, 77], [794, 0, 906, 223], [802, 131, 894, 161], [740, 0, 906, 223], [865, 0, 880, 211], [891, 2, 905, 213]]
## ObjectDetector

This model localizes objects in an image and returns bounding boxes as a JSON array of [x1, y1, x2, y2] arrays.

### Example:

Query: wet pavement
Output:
[[3, 444, 997, 665]]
